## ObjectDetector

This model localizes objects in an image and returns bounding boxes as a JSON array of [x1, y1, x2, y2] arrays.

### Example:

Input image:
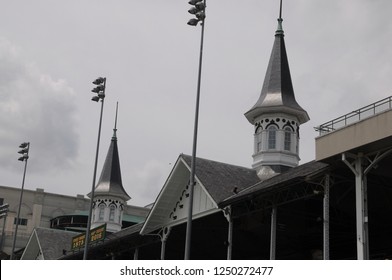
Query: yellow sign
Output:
[[71, 234, 86, 249], [90, 224, 105, 242], [71, 224, 106, 250]]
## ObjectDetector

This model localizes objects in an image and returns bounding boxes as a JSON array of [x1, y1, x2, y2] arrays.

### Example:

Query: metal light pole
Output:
[[83, 77, 106, 260], [184, 0, 206, 260], [11, 142, 30, 260]]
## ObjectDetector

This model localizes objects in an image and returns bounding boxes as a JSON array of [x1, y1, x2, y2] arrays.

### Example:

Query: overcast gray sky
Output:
[[1, 0, 392, 207]]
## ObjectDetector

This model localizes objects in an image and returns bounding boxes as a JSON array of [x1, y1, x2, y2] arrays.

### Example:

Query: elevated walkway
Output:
[[315, 96, 392, 161]]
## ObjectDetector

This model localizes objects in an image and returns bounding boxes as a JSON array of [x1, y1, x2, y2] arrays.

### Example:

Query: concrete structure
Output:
[[316, 97, 392, 161]]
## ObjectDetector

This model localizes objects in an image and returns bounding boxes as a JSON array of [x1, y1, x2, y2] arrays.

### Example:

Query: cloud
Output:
[[0, 37, 79, 173], [125, 158, 174, 206]]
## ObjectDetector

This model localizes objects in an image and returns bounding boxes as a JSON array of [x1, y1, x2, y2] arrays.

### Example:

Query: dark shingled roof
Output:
[[107, 222, 144, 240], [220, 160, 329, 207], [34, 228, 79, 259], [181, 154, 260, 204], [245, 20, 309, 124], [92, 134, 131, 200]]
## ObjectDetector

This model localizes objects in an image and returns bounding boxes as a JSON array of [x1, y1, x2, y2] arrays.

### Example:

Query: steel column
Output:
[[354, 156, 368, 260], [227, 216, 233, 260], [161, 227, 171, 260], [184, 0, 207, 260], [161, 239, 167, 260], [342, 153, 369, 260], [223, 207, 233, 260], [11, 149, 29, 260], [323, 174, 330, 260], [83, 92, 105, 260], [133, 248, 139, 260], [270, 206, 277, 260]]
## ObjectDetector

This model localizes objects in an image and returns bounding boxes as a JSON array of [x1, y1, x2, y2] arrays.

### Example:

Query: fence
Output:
[[315, 96, 392, 136]]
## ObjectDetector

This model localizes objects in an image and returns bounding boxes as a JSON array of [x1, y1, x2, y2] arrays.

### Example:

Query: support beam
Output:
[[323, 174, 330, 260], [161, 227, 171, 260], [223, 207, 233, 260], [354, 156, 368, 260], [364, 148, 392, 175], [161, 239, 167, 260], [342, 153, 369, 260], [363, 175, 369, 258], [270, 206, 277, 260], [133, 248, 139, 260]]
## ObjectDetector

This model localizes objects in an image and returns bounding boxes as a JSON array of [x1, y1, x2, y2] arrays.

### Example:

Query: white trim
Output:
[[140, 155, 219, 235], [140, 156, 187, 235], [179, 157, 219, 209]]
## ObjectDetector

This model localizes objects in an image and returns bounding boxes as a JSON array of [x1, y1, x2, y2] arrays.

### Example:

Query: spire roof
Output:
[[245, 13, 309, 124], [91, 105, 131, 201]]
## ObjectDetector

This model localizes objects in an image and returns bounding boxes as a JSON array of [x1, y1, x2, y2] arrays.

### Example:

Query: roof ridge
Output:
[[180, 153, 253, 170]]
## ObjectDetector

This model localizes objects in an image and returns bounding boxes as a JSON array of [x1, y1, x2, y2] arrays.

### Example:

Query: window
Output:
[[98, 204, 105, 221], [14, 218, 28, 226], [109, 205, 116, 221], [284, 127, 292, 151], [255, 129, 262, 152], [268, 126, 277, 150]]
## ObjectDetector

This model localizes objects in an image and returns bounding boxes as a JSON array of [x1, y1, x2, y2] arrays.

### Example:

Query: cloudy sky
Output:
[[1, 0, 391, 207]]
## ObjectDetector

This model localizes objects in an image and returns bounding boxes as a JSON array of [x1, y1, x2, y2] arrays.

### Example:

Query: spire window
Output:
[[267, 126, 277, 150], [255, 127, 263, 152], [98, 204, 105, 221], [109, 204, 116, 221], [284, 127, 292, 151]]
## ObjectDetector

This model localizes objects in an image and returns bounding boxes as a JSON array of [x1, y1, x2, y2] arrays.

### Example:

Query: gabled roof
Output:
[[21, 228, 79, 260], [221, 160, 329, 207], [140, 154, 260, 234], [245, 19, 309, 124], [180, 154, 260, 203], [91, 133, 131, 201]]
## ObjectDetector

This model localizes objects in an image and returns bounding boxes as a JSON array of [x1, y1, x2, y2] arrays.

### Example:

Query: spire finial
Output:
[[276, 0, 284, 35], [279, 0, 283, 20], [112, 102, 118, 140]]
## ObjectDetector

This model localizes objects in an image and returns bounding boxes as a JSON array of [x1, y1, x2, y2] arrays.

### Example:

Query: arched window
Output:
[[98, 204, 105, 221], [267, 126, 277, 150], [119, 204, 124, 223], [109, 204, 116, 221], [284, 127, 292, 151], [255, 127, 262, 152]]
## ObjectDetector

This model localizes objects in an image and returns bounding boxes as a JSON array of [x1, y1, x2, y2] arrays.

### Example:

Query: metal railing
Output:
[[315, 96, 392, 136]]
